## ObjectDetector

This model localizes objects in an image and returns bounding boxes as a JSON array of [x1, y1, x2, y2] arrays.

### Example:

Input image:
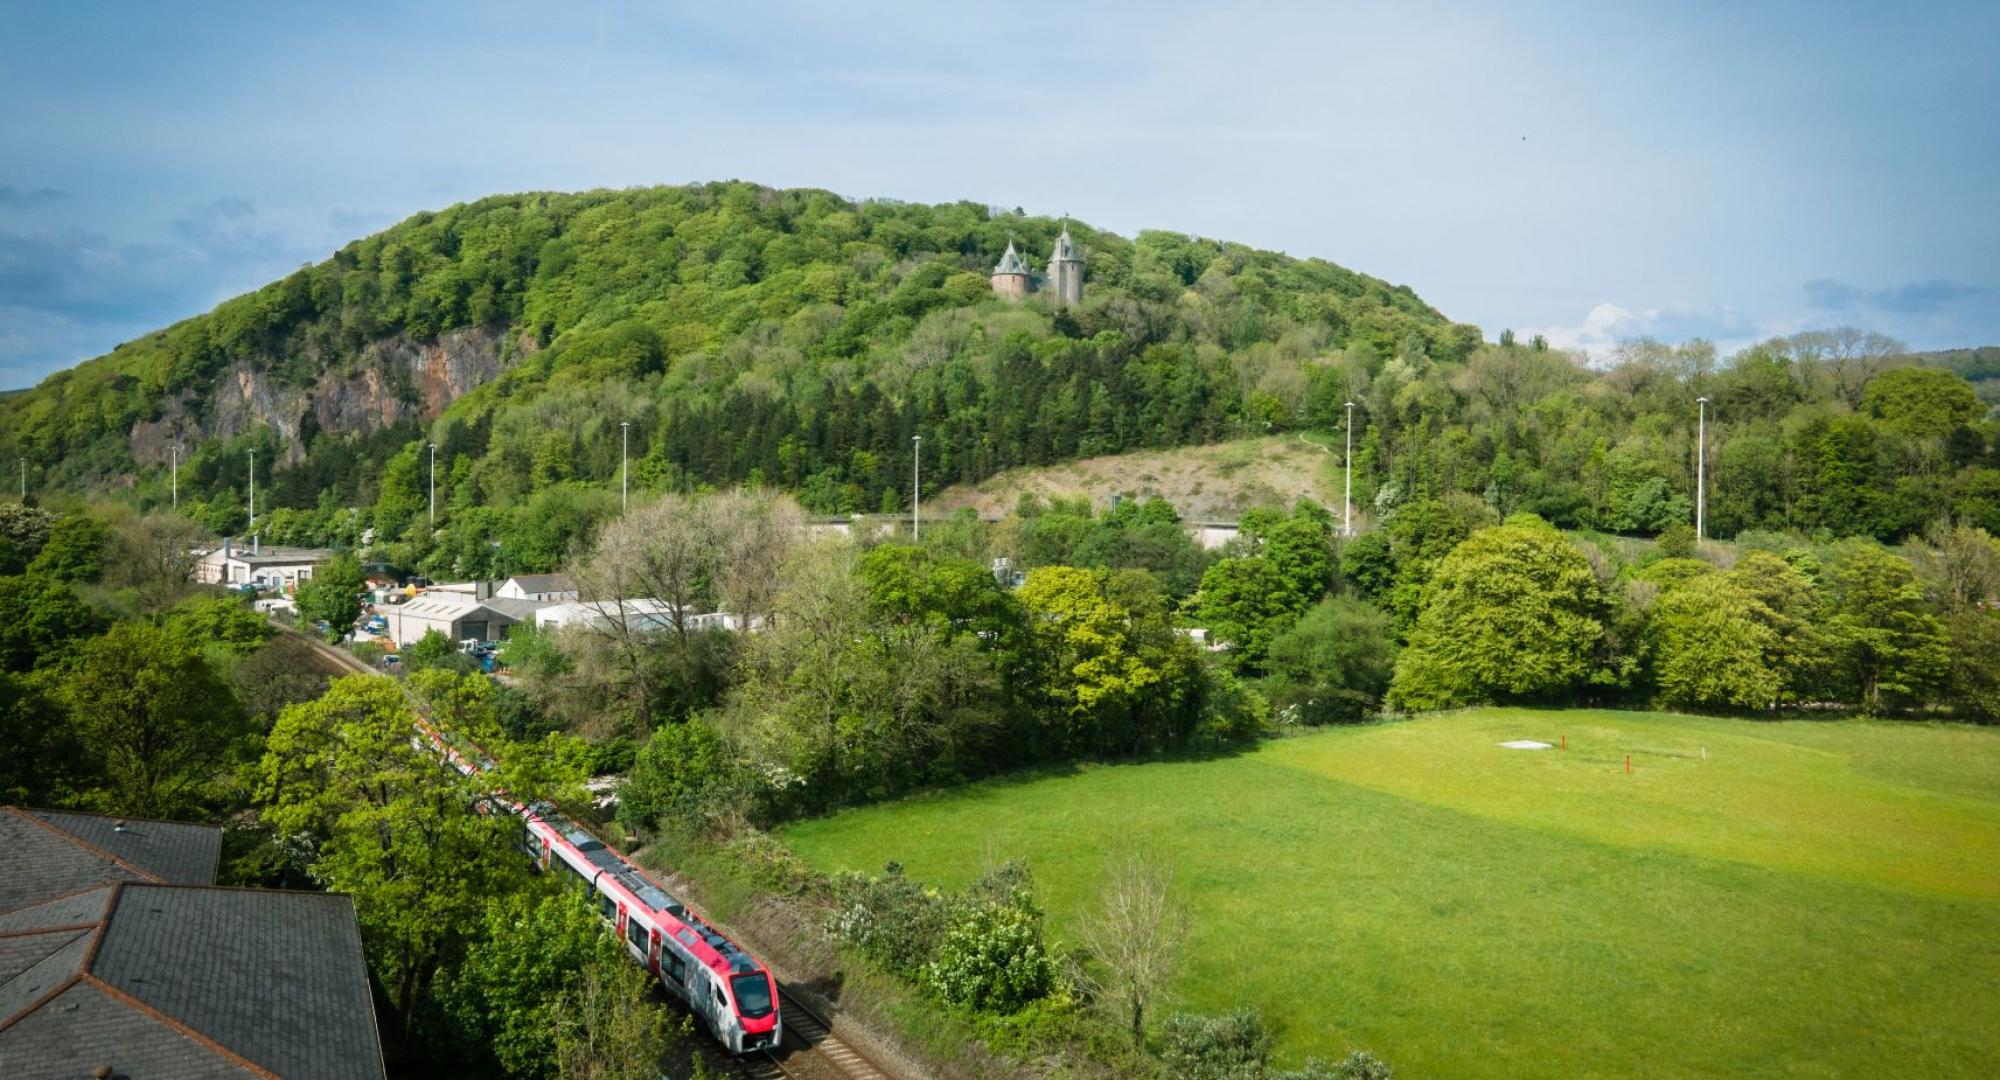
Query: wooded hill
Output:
[[3, 180, 1994, 580]]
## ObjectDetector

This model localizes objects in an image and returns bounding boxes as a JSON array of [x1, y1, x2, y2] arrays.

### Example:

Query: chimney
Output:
[[253, 534, 261, 555], [477, 579, 494, 600], [223, 536, 233, 558]]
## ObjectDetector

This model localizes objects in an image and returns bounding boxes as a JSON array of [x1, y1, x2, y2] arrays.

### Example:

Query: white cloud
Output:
[[1526, 301, 1788, 363]]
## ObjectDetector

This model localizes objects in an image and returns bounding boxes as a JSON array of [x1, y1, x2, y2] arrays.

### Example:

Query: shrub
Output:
[[925, 897, 1056, 1014], [616, 718, 738, 834], [1266, 595, 1397, 723], [1275, 1051, 1396, 1080], [826, 863, 955, 973], [1158, 1009, 1272, 1080], [1656, 521, 1697, 559]]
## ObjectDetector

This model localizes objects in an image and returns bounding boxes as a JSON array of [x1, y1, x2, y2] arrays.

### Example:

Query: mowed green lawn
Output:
[[778, 710, 2000, 1079]]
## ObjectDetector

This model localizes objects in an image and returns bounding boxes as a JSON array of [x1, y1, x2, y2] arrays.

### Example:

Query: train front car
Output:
[[725, 963, 781, 1053]]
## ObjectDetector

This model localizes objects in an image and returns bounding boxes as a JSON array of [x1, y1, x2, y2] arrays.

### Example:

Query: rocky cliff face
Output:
[[129, 326, 532, 466]]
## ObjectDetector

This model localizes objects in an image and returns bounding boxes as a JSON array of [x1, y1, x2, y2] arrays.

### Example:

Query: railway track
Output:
[[735, 986, 895, 1080], [284, 630, 908, 1080]]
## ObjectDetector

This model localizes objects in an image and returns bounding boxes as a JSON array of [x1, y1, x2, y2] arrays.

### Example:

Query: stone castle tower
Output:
[[990, 238, 1031, 300], [1045, 223, 1083, 305], [990, 225, 1083, 304]]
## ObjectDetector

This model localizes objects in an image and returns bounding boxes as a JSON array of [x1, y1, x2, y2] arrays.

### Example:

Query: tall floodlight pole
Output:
[[428, 443, 438, 528], [1695, 396, 1709, 541], [620, 422, 630, 512], [171, 443, 180, 509], [247, 450, 256, 532], [1343, 401, 1357, 537], [911, 435, 922, 541]]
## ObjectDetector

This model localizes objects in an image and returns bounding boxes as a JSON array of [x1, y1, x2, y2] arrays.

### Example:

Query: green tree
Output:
[[0, 574, 103, 673], [1194, 556, 1296, 671], [551, 947, 683, 1080], [164, 594, 271, 656], [258, 675, 529, 1048], [63, 621, 247, 817], [616, 717, 738, 834], [1387, 521, 1615, 710], [439, 888, 616, 1079], [1726, 551, 1830, 702], [1645, 576, 1783, 710], [1018, 566, 1206, 755], [1822, 542, 1950, 712], [27, 514, 110, 582], [296, 553, 365, 640], [1862, 366, 1983, 438], [1944, 610, 2000, 723], [1266, 596, 1398, 723], [0, 671, 79, 804]]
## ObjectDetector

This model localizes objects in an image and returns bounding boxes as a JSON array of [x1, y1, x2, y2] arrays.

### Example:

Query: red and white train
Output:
[[420, 719, 782, 1053]]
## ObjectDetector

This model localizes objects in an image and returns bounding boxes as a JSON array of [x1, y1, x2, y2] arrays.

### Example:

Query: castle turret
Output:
[[1045, 223, 1083, 305], [990, 238, 1030, 300]]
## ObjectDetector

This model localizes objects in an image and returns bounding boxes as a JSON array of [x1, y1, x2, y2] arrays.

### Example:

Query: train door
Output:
[[539, 836, 551, 870], [615, 903, 627, 943], [648, 928, 662, 978]]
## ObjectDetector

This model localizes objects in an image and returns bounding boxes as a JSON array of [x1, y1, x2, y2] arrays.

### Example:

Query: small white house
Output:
[[496, 574, 577, 603], [195, 537, 333, 590]]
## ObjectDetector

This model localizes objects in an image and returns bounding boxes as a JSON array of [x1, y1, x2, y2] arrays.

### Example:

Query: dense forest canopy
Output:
[[2, 181, 1993, 581]]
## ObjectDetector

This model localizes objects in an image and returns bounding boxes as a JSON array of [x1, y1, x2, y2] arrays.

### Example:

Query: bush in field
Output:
[[1266, 595, 1397, 723], [1158, 1009, 1273, 1080], [925, 894, 1055, 1014], [826, 863, 955, 973], [1275, 1051, 1396, 1080]]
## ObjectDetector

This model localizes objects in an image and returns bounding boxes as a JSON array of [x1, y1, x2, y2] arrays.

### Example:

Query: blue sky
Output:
[[2, 1, 1995, 389]]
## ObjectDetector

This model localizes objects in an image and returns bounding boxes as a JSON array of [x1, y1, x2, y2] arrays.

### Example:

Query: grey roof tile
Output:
[[0, 886, 115, 934], [28, 810, 222, 885], [91, 885, 384, 1080], [0, 981, 257, 1080], [0, 929, 91, 987], [0, 814, 140, 913], [0, 928, 91, 1025]]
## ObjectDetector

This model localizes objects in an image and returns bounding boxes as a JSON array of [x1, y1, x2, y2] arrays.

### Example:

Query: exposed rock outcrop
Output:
[[129, 326, 524, 466]]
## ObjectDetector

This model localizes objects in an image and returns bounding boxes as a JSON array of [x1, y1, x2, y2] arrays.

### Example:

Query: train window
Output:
[[730, 974, 774, 1018], [597, 891, 616, 921], [626, 915, 646, 950], [662, 950, 686, 984]]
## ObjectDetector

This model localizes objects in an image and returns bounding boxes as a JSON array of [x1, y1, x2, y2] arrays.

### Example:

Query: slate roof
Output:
[[992, 239, 1029, 276], [478, 596, 547, 621], [503, 573, 573, 594], [28, 809, 222, 885], [0, 810, 386, 1080]]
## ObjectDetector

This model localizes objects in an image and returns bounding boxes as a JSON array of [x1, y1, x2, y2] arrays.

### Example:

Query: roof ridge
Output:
[[0, 971, 85, 1033], [115, 881, 356, 899], [82, 973, 282, 1080], [14, 806, 209, 828], [0, 922, 99, 941], [0, 880, 117, 918], [7, 809, 168, 885], [79, 882, 118, 973]]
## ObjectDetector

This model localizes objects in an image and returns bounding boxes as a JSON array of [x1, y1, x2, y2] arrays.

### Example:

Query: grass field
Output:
[[778, 709, 2000, 1079]]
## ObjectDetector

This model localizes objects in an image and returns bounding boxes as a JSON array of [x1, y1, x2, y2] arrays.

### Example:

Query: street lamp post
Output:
[[911, 435, 922, 541], [1695, 396, 1710, 541], [428, 443, 438, 528], [620, 422, 630, 512], [1343, 401, 1357, 538], [247, 449, 256, 532], [171, 443, 180, 509]]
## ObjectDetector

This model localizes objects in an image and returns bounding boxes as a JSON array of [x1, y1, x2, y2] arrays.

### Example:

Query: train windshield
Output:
[[731, 974, 774, 1019]]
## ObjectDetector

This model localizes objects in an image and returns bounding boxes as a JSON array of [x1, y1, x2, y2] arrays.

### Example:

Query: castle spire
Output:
[[1045, 220, 1083, 305]]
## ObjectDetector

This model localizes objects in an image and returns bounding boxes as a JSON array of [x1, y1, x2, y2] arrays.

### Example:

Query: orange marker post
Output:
[[1625, 754, 1631, 774]]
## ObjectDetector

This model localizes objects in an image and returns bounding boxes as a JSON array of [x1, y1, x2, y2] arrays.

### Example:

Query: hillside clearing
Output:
[[778, 709, 2000, 1079], [928, 434, 1345, 520]]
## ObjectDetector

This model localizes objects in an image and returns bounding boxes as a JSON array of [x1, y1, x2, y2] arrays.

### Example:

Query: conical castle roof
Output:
[[993, 238, 1029, 276]]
